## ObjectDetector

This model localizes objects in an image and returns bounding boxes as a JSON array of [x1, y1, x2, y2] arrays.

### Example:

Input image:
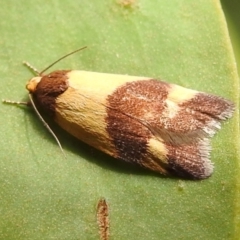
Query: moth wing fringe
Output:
[[165, 138, 214, 179]]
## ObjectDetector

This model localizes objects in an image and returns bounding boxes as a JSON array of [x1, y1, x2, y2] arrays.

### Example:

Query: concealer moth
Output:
[[4, 47, 234, 179]]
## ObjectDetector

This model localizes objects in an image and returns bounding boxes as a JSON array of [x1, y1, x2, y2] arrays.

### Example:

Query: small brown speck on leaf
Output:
[[117, 0, 137, 8], [97, 198, 109, 240]]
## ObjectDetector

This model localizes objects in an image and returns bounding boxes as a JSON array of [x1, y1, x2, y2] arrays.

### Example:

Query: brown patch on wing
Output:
[[106, 79, 169, 166], [105, 79, 233, 179], [166, 140, 213, 179], [33, 70, 69, 116], [180, 92, 234, 121], [144, 90, 234, 145]]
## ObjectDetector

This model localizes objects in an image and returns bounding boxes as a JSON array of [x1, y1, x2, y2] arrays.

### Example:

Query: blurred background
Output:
[[221, 0, 240, 76]]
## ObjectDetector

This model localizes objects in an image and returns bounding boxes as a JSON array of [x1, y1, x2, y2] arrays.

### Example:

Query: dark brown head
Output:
[[26, 70, 69, 116]]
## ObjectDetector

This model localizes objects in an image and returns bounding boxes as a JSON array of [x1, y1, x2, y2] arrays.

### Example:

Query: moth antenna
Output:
[[28, 94, 66, 157], [39, 46, 87, 75], [23, 61, 40, 76]]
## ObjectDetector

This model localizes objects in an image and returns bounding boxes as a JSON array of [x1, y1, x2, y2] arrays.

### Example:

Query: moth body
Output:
[[26, 70, 234, 179]]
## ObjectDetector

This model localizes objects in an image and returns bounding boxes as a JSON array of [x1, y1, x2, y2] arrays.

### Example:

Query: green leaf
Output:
[[0, 0, 239, 239]]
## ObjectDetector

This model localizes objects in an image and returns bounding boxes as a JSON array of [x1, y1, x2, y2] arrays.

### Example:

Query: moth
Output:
[[4, 47, 235, 179]]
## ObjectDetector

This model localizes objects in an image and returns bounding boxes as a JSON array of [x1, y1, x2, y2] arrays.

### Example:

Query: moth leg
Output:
[[2, 99, 31, 106]]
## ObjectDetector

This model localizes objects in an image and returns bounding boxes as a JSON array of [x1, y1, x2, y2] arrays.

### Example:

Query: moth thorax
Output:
[[26, 77, 42, 93]]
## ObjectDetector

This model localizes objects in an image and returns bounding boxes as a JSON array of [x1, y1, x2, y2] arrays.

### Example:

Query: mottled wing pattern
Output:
[[106, 80, 234, 179]]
